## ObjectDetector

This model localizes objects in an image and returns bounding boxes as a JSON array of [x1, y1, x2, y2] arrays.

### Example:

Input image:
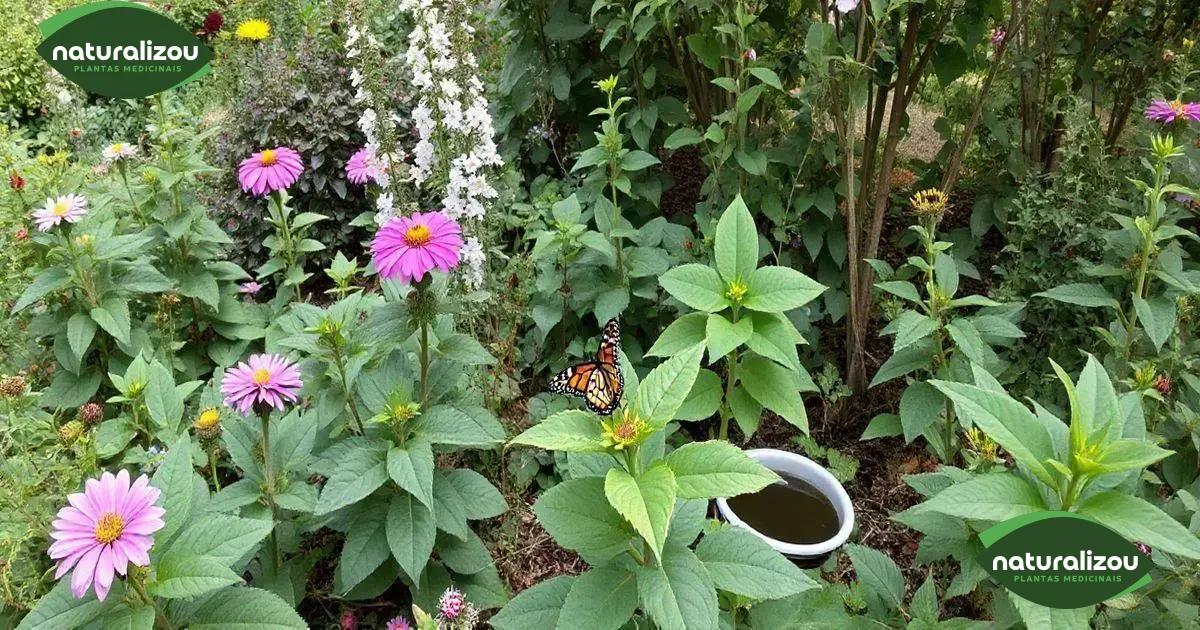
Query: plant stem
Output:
[[259, 408, 280, 568], [207, 449, 221, 491], [718, 308, 741, 442], [332, 343, 364, 433], [419, 320, 430, 409]]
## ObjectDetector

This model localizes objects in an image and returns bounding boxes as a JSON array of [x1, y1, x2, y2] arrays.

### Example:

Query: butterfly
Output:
[[547, 318, 624, 415]]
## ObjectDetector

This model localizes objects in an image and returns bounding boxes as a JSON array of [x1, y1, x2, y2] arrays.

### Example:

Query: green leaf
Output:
[[387, 440, 435, 508], [149, 555, 241, 599], [533, 477, 632, 562], [437, 334, 497, 365], [739, 355, 808, 433], [178, 270, 220, 309], [846, 543, 905, 612], [15, 579, 122, 630], [744, 312, 804, 372], [436, 468, 507, 523], [152, 436, 197, 547], [743, 266, 826, 313], [695, 527, 817, 599], [558, 564, 639, 630], [1133, 295, 1176, 352], [734, 150, 767, 175], [387, 492, 437, 582], [647, 313, 708, 357], [605, 463, 677, 559], [145, 362, 182, 434], [876, 280, 921, 303], [635, 342, 705, 428], [929, 381, 1056, 487], [184, 586, 307, 629], [1077, 492, 1200, 559], [314, 438, 389, 515], [715, 195, 758, 284], [705, 314, 752, 361], [509, 409, 606, 452], [660, 264, 728, 312], [918, 474, 1046, 521], [675, 370, 722, 421], [162, 515, 271, 566], [861, 413, 903, 440], [869, 340, 934, 387], [892, 311, 938, 352], [335, 500, 389, 592], [437, 530, 493, 575], [1010, 593, 1094, 630], [67, 313, 97, 360], [748, 67, 783, 90], [621, 150, 660, 171], [636, 544, 719, 630], [1034, 283, 1119, 309], [666, 441, 779, 499], [13, 267, 69, 312], [899, 382, 943, 444], [663, 128, 703, 150], [1095, 439, 1173, 474], [413, 405, 505, 447], [490, 575, 576, 630], [90, 296, 131, 344], [88, 606, 154, 630]]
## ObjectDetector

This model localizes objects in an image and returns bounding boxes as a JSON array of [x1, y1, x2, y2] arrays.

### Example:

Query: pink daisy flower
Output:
[[221, 353, 303, 414], [1145, 99, 1200, 123], [32, 194, 88, 232], [238, 147, 303, 197], [386, 617, 412, 630], [371, 211, 463, 284], [346, 147, 378, 185], [48, 469, 165, 601], [239, 280, 265, 295]]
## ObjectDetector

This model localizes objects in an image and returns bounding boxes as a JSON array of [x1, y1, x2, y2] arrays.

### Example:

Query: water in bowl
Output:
[[726, 470, 840, 545]]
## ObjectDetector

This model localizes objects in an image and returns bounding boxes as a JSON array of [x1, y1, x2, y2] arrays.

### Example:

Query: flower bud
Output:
[[0, 374, 26, 398], [78, 402, 103, 426]]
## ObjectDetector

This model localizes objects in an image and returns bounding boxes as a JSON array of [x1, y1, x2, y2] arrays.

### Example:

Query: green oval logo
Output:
[[36, 1, 212, 98], [978, 512, 1152, 609]]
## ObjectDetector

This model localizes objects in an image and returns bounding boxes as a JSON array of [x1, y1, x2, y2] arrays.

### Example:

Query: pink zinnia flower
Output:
[[48, 470, 164, 601], [438, 587, 466, 619], [346, 147, 378, 185], [238, 147, 303, 197], [221, 353, 302, 413], [1145, 99, 1200, 123], [386, 617, 412, 630], [239, 280, 265, 295], [32, 194, 88, 232], [371, 211, 463, 284]]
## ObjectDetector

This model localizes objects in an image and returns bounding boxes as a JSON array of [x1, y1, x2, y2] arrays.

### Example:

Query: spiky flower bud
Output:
[[78, 402, 103, 426], [193, 407, 223, 441], [438, 588, 466, 620], [724, 280, 749, 305], [909, 188, 948, 218], [0, 375, 26, 398], [59, 420, 86, 443]]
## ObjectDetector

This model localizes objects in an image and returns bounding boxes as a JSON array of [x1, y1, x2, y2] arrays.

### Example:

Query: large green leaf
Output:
[[918, 474, 1046, 522], [490, 575, 576, 630], [604, 464, 677, 559], [846, 543, 905, 612], [152, 436, 198, 547], [15, 579, 123, 630], [386, 492, 436, 582], [387, 439, 435, 508], [1133, 295, 1176, 352], [1077, 492, 1200, 559], [183, 586, 307, 629], [558, 564, 639, 630], [335, 501, 390, 593], [414, 405, 505, 447], [161, 515, 271, 566], [1034, 283, 1118, 309], [739, 355, 809, 433], [509, 410, 606, 453], [695, 527, 817, 599], [314, 438, 389, 515], [705, 314, 752, 362], [533, 477, 632, 562], [930, 381, 1056, 486], [899, 382, 943, 444], [666, 441, 778, 499], [660, 264, 728, 313], [635, 342, 705, 428], [646, 312, 708, 357], [714, 195, 758, 284], [66, 313, 97, 360], [743, 266, 826, 313], [1010, 593, 1093, 630], [636, 544, 719, 630], [149, 556, 240, 599]]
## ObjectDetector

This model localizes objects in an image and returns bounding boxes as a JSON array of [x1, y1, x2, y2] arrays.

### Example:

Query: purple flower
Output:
[[371, 211, 463, 284], [836, 0, 859, 12], [346, 147, 378, 185], [239, 280, 265, 295], [237, 147, 303, 197], [385, 617, 413, 630], [48, 470, 165, 600], [221, 353, 303, 414], [438, 587, 466, 619], [32, 194, 88, 232], [1145, 99, 1200, 124], [991, 27, 1006, 48]]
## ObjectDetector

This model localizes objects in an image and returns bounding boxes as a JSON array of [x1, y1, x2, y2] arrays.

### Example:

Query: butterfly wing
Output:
[[547, 318, 625, 415], [548, 362, 599, 398]]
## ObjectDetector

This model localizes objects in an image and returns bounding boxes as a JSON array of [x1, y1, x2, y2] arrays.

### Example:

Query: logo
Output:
[[36, 1, 212, 98], [978, 512, 1151, 609]]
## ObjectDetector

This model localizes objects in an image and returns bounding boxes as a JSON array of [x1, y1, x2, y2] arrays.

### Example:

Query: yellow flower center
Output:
[[111, 143, 124, 153], [53, 201, 70, 217], [259, 149, 278, 167], [196, 408, 220, 430], [252, 368, 271, 385], [94, 512, 125, 544], [725, 280, 749, 304], [404, 223, 432, 247], [1170, 100, 1187, 116]]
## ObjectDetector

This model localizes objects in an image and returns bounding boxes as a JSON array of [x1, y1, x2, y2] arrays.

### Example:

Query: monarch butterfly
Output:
[[547, 318, 624, 415]]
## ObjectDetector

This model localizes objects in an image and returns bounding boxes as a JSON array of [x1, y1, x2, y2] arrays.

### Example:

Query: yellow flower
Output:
[[725, 280, 749, 305], [235, 19, 271, 41], [909, 188, 948, 218], [194, 407, 222, 441], [601, 409, 651, 450]]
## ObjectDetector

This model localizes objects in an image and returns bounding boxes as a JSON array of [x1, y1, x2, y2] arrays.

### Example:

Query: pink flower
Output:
[[32, 194, 88, 232], [386, 617, 412, 630], [48, 470, 164, 601], [346, 147, 378, 185], [238, 147, 303, 197], [991, 27, 1006, 48], [835, 0, 859, 12], [371, 211, 463, 284], [221, 353, 302, 413], [239, 280, 265, 295], [438, 587, 466, 619], [1145, 99, 1200, 124]]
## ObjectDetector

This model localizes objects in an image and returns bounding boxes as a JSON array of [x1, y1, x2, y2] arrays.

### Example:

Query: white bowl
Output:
[[716, 448, 855, 559]]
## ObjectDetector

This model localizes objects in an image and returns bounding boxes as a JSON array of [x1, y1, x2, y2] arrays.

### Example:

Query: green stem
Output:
[[718, 308, 741, 442], [419, 320, 430, 409], [118, 164, 143, 225], [332, 343, 364, 433], [259, 409, 280, 568], [207, 449, 221, 491]]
